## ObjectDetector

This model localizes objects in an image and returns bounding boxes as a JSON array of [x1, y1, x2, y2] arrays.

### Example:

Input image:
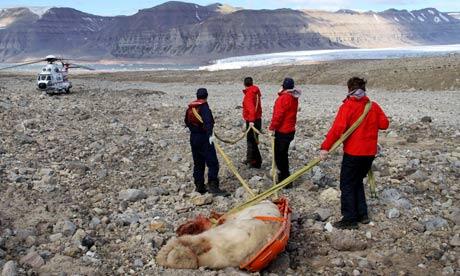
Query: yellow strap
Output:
[[214, 127, 251, 145], [214, 140, 256, 198], [368, 169, 377, 198], [191, 107, 203, 124], [223, 101, 373, 219]]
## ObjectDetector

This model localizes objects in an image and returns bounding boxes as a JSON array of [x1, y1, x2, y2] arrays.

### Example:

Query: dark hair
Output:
[[347, 77, 367, 91], [282, 77, 295, 90], [196, 88, 208, 99], [244, 77, 253, 87]]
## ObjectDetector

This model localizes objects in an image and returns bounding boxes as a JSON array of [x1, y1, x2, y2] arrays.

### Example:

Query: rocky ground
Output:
[[0, 70, 459, 275]]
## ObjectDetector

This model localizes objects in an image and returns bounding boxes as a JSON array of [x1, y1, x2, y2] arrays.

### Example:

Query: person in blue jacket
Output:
[[184, 88, 230, 197]]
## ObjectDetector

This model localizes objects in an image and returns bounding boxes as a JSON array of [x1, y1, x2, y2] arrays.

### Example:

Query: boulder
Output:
[[118, 189, 147, 202]]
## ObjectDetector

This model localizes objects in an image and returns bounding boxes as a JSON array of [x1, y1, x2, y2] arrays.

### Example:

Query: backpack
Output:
[[185, 102, 204, 128]]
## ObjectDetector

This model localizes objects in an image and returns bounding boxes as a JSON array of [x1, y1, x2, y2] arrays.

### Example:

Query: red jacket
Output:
[[321, 96, 389, 156], [242, 85, 262, 122], [269, 89, 300, 134]]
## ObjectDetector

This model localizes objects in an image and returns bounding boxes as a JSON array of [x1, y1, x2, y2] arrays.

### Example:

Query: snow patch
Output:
[[434, 16, 441, 23], [195, 10, 201, 21], [439, 13, 450, 22], [394, 16, 399, 22], [373, 14, 381, 22], [409, 12, 415, 18], [417, 16, 425, 22], [27, 7, 52, 18], [428, 9, 435, 15], [421, 12, 427, 18]]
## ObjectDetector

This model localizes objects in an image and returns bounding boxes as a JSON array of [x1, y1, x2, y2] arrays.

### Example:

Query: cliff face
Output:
[[0, 2, 459, 62]]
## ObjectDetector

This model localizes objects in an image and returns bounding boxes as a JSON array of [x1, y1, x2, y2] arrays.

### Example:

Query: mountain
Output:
[[0, 2, 459, 62]]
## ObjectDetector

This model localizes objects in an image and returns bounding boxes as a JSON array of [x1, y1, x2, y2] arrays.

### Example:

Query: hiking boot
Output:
[[333, 219, 359, 230], [194, 180, 207, 195], [358, 215, 370, 224], [248, 161, 261, 169], [278, 174, 293, 189], [208, 180, 230, 197]]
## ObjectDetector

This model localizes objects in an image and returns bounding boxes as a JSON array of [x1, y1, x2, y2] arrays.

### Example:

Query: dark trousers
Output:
[[340, 154, 374, 221], [274, 131, 295, 182], [190, 133, 219, 184], [246, 119, 262, 168]]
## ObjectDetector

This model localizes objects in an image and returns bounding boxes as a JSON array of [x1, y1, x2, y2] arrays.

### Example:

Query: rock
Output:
[[49, 233, 63, 242], [1, 261, 17, 276], [315, 208, 332, 221], [133, 258, 143, 268], [82, 236, 95, 249], [319, 188, 339, 203], [442, 266, 454, 275], [387, 131, 399, 138], [421, 116, 432, 123], [66, 161, 89, 175], [449, 234, 460, 247], [0, 248, 5, 259], [406, 135, 418, 143], [387, 208, 400, 219], [324, 222, 333, 232], [148, 220, 168, 233], [331, 233, 368, 251], [118, 189, 147, 202], [381, 188, 401, 203], [353, 269, 361, 276], [19, 251, 44, 268], [89, 217, 101, 229], [448, 209, 460, 225], [408, 170, 428, 182], [423, 217, 449, 231], [265, 252, 290, 274], [331, 258, 345, 267], [116, 211, 140, 226], [190, 193, 213, 206], [62, 220, 77, 237]]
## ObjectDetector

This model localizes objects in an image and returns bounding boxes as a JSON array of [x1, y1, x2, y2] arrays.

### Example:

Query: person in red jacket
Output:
[[269, 77, 301, 186], [320, 77, 389, 229], [242, 77, 263, 168]]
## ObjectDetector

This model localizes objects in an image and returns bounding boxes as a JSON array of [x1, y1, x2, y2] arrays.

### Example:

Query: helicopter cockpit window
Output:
[[40, 75, 46, 81], [46, 75, 51, 81], [42, 68, 46, 72], [54, 68, 59, 73], [47, 68, 51, 72]]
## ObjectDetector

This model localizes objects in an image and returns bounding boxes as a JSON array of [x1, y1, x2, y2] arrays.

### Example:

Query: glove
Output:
[[319, 150, 329, 161], [209, 136, 215, 145]]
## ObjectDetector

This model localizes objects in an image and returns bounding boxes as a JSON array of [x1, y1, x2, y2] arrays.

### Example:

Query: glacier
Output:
[[200, 44, 460, 71]]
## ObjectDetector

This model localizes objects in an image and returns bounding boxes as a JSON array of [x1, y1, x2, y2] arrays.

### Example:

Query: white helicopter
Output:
[[0, 55, 94, 94]]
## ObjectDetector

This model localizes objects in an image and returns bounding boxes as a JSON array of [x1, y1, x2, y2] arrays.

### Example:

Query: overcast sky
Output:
[[1, 0, 460, 16]]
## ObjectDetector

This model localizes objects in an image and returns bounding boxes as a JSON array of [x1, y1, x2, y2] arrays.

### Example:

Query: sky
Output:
[[1, 0, 460, 16]]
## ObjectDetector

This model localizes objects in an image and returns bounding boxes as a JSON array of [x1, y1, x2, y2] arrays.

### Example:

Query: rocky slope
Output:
[[0, 2, 460, 62]]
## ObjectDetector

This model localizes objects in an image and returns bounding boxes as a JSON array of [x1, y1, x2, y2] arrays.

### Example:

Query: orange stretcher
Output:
[[175, 197, 291, 272], [240, 197, 292, 272]]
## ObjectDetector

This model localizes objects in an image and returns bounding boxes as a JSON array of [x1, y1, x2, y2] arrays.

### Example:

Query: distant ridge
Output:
[[0, 2, 459, 62]]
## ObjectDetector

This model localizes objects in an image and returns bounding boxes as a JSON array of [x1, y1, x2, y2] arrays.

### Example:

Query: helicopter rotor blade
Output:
[[68, 63, 95, 71], [0, 59, 46, 70]]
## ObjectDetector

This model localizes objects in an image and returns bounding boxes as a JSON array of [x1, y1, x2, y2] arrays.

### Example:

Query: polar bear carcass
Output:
[[156, 200, 282, 269]]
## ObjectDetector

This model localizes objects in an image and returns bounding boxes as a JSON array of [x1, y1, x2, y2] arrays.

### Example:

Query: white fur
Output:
[[156, 200, 282, 269]]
